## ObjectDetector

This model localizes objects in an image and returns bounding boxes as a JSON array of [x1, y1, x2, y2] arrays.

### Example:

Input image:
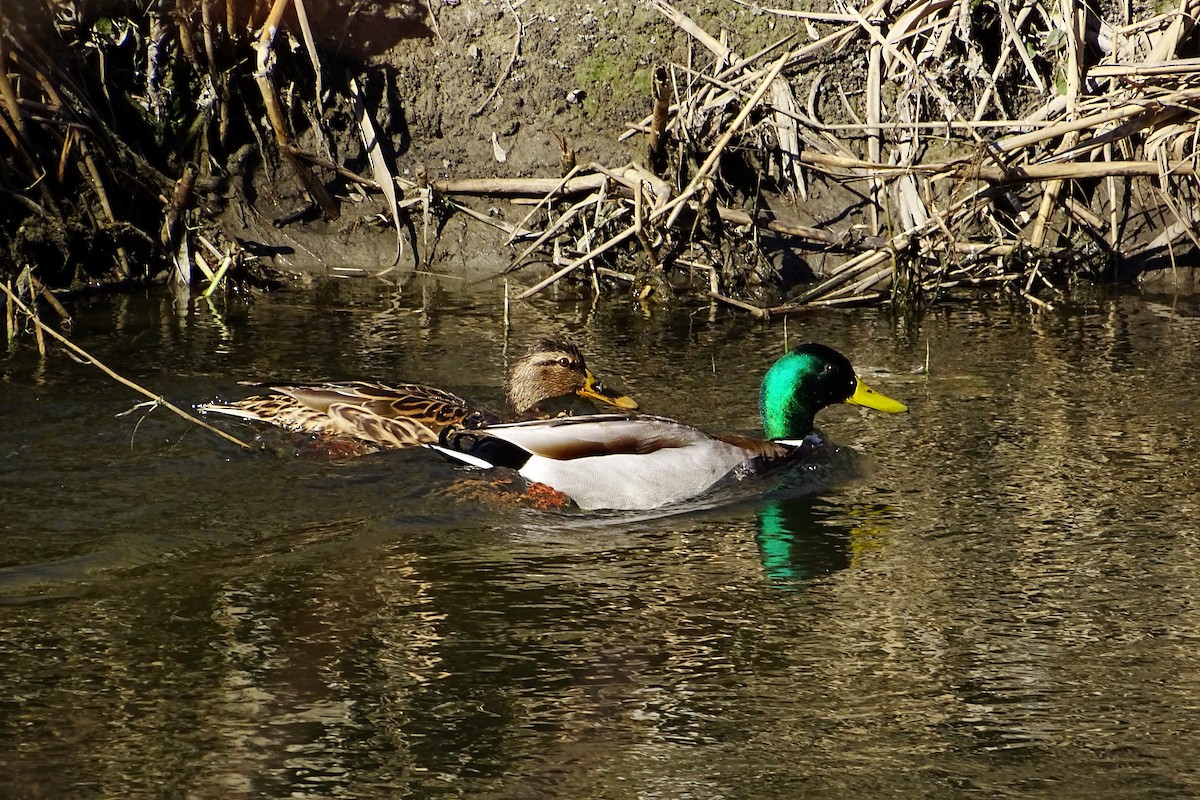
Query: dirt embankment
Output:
[[4, 0, 1200, 306], [226, 1, 833, 283]]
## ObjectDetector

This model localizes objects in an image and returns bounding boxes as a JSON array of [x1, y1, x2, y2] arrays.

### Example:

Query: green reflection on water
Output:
[[756, 497, 895, 586]]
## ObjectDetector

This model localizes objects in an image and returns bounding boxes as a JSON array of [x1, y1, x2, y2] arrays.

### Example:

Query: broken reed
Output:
[[5, 0, 1200, 314], [486, 0, 1200, 314]]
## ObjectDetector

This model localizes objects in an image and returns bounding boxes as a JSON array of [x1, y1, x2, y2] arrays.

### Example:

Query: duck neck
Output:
[[759, 371, 817, 440], [505, 365, 540, 414], [760, 396, 816, 440]]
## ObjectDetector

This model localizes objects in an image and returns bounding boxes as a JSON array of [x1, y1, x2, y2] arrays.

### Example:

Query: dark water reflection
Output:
[[2, 281, 1200, 798]]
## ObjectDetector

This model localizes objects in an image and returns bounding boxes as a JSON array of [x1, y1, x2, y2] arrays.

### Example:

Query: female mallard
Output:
[[199, 339, 638, 450], [430, 343, 907, 510]]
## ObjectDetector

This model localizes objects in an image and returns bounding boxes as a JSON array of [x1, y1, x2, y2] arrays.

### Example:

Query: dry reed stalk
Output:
[[292, 0, 323, 104], [0, 35, 25, 138], [711, 291, 769, 318], [433, 174, 606, 197], [867, 41, 882, 235], [516, 224, 640, 299], [193, 251, 215, 283], [0, 104, 26, 157], [999, 0, 1046, 94], [4, 280, 14, 344], [75, 138, 132, 279], [287, 145, 396, 188], [970, 159, 1200, 181], [348, 74, 403, 266], [797, 292, 887, 308], [202, 251, 235, 298], [649, 65, 671, 174], [200, 0, 220, 110], [434, 201, 522, 248], [632, 181, 662, 270], [146, 0, 169, 121], [657, 53, 789, 228], [254, 0, 338, 220], [1092, 57, 1200, 76]]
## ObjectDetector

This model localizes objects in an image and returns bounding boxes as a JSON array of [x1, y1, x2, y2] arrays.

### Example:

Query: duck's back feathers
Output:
[[269, 382, 474, 426], [326, 404, 439, 447]]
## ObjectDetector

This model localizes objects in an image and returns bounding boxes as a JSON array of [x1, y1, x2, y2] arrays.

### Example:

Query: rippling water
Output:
[[2, 280, 1199, 798]]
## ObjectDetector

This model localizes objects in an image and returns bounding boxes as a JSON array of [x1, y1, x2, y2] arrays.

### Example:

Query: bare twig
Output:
[[0, 282, 251, 449]]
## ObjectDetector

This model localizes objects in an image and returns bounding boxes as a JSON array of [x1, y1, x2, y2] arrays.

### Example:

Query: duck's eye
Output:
[[558, 358, 572, 368], [823, 363, 836, 374]]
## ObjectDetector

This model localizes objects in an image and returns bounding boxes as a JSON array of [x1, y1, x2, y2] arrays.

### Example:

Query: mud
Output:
[[218, 0, 862, 285]]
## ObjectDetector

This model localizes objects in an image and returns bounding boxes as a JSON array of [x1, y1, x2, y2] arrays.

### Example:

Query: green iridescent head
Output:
[[758, 343, 907, 441]]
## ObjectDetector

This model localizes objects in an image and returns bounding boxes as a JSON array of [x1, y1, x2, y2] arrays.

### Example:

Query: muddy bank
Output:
[[3, 0, 1200, 310]]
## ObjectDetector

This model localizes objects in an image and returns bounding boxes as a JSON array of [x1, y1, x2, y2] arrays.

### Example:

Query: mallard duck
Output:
[[199, 339, 638, 450], [429, 343, 907, 510]]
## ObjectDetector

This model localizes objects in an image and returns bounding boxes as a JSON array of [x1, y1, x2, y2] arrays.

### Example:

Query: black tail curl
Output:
[[438, 425, 533, 470]]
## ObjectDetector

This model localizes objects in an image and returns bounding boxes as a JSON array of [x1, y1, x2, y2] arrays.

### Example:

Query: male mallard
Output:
[[429, 343, 907, 510], [199, 339, 638, 450]]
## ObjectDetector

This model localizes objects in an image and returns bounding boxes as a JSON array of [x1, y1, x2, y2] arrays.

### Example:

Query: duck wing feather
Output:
[[271, 381, 473, 428]]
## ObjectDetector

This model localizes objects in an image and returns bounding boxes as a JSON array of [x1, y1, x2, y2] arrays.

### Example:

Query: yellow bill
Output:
[[578, 370, 639, 410], [846, 378, 908, 414]]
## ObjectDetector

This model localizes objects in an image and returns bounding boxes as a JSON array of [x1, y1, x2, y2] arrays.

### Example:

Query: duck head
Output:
[[505, 339, 639, 414], [758, 343, 907, 440]]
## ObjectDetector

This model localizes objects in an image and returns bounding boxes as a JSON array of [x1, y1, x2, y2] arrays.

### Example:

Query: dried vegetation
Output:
[[2, 0, 1200, 319], [497, 0, 1200, 314]]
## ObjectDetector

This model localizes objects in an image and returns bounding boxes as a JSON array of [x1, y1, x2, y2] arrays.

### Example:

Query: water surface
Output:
[[2, 280, 1198, 798]]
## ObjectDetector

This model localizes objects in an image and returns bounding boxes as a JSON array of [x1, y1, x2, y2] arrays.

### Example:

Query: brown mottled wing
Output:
[[198, 395, 346, 435], [273, 382, 473, 431], [327, 404, 439, 447]]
